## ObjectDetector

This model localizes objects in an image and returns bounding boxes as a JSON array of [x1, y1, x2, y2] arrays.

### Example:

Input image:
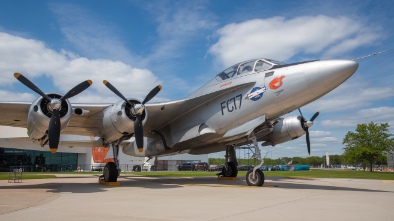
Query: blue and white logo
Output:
[[247, 86, 266, 101]]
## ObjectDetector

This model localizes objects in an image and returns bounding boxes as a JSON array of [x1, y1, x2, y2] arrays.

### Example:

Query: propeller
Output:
[[103, 80, 162, 152], [14, 73, 92, 153], [298, 108, 319, 155]]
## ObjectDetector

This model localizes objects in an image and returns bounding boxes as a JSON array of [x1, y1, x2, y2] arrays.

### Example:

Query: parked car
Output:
[[261, 166, 269, 171], [237, 165, 254, 171], [271, 165, 282, 171], [178, 162, 196, 171], [194, 162, 209, 171], [209, 164, 218, 171], [216, 164, 224, 171]]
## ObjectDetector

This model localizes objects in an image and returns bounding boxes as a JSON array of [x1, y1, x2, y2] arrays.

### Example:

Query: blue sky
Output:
[[1, 0, 393, 159]]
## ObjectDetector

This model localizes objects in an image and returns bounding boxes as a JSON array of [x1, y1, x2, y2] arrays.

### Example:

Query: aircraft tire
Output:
[[246, 169, 264, 186], [104, 162, 118, 182], [222, 162, 238, 177]]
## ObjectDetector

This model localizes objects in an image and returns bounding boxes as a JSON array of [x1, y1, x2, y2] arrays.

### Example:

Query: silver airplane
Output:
[[0, 57, 359, 186]]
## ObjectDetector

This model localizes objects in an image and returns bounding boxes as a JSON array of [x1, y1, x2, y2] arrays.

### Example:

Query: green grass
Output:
[[1, 170, 393, 181], [0, 172, 56, 180]]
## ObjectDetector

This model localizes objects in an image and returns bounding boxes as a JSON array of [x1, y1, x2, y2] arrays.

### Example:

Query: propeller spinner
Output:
[[298, 108, 319, 155], [103, 80, 162, 152], [14, 73, 92, 153]]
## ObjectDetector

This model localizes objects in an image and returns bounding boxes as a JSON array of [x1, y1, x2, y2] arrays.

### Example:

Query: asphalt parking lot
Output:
[[1, 174, 393, 221]]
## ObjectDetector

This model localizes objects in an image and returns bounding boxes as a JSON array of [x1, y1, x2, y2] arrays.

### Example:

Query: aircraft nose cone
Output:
[[319, 60, 358, 81], [305, 60, 358, 96]]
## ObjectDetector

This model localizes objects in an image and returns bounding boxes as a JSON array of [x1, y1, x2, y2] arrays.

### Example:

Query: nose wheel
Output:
[[245, 132, 268, 186], [246, 168, 264, 186]]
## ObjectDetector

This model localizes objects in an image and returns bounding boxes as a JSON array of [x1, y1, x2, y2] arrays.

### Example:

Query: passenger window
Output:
[[255, 60, 272, 72]]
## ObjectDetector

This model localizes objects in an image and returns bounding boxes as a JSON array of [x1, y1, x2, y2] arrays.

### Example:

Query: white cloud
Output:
[[312, 137, 338, 142], [309, 130, 331, 137], [0, 32, 161, 103], [49, 3, 137, 65], [321, 106, 394, 128], [0, 90, 36, 102], [209, 15, 382, 67], [304, 80, 394, 112], [142, 1, 217, 64]]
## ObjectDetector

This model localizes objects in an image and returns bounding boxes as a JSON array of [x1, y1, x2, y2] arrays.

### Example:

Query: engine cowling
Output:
[[262, 115, 305, 146], [122, 134, 166, 157], [102, 99, 147, 143], [26, 93, 72, 142]]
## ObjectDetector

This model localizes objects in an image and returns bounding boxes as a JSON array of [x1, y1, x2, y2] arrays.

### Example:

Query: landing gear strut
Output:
[[245, 133, 267, 186], [102, 141, 122, 182]]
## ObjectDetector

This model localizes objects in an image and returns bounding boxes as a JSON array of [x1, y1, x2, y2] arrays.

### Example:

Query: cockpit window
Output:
[[265, 59, 286, 65], [237, 60, 255, 75], [215, 63, 240, 81], [215, 58, 286, 82], [255, 60, 272, 72]]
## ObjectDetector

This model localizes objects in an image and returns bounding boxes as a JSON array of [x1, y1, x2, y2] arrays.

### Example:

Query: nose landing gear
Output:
[[245, 133, 268, 186]]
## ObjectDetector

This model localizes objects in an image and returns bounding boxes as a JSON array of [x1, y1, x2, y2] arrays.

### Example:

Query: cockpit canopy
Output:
[[215, 59, 286, 81], [188, 58, 287, 98]]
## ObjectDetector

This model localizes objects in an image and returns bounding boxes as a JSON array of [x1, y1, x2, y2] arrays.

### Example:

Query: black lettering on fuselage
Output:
[[221, 94, 242, 115]]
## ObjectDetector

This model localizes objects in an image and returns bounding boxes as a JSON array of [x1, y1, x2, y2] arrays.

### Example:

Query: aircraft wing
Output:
[[143, 82, 255, 131], [0, 102, 31, 127], [0, 101, 110, 136], [0, 81, 255, 139]]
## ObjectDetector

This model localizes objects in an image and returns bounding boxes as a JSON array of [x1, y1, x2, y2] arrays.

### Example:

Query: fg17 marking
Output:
[[221, 94, 242, 115]]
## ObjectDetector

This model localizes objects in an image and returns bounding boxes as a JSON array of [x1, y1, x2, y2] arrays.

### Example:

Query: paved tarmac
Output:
[[1, 174, 394, 221]]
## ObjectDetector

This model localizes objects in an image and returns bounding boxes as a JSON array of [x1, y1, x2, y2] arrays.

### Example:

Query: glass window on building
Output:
[[0, 147, 78, 172]]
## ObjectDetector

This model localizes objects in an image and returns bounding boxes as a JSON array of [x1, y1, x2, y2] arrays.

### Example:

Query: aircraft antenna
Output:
[[353, 49, 392, 61]]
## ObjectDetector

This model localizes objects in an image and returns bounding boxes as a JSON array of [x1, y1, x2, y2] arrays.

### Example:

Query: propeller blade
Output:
[[134, 114, 144, 152], [48, 109, 61, 153], [306, 129, 311, 155], [61, 80, 92, 101], [298, 108, 304, 117], [14, 73, 52, 101], [310, 111, 320, 122], [103, 80, 132, 105], [142, 85, 162, 104]]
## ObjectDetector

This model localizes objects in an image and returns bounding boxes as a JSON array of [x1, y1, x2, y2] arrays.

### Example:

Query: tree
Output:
[[343, 122, 394, 172]]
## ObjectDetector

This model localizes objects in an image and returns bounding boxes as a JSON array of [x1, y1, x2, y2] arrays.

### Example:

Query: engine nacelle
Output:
[[102, 99, 146, 143], [262, 115, 305, 146], [26, 93, 72, 142], [122, 134, 166, 157]]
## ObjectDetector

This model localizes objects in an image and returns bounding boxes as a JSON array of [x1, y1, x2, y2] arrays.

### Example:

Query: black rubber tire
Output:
[[104, 162, 118, 182], [222, 162, 238, 177], [246, 169, 264, 186]]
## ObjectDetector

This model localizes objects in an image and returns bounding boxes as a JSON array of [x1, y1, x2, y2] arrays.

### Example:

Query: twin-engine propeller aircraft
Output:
[[0, 57, 359, 186]]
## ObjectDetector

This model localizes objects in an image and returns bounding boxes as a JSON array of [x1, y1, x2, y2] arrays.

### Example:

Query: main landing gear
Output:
[[218, 133, 267, 186], [217, 146, 238, 178], [102, 142, 121, 182]]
